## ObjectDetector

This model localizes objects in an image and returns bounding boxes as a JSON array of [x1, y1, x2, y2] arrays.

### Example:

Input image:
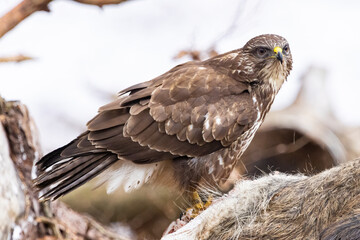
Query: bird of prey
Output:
[[35, 34, 293, 200]]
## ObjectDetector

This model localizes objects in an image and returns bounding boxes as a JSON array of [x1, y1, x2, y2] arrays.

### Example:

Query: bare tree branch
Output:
[[0, 0, 52, 39], [0, 54, 33, 63], [73, 0, 129, 7], [0, 96, 137, 239], [0, 0, 131, 39]]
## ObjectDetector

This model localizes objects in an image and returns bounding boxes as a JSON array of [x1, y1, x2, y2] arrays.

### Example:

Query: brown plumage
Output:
[[34, 34, 293, 200]]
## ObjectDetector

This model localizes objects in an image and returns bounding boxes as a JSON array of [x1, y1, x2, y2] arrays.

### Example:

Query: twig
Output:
[[174, 0, 249, 61], [0, 0, 131, 39], [84, 215, 131, 240], [73, 0, 129, 7], [0, 55, 33, 63], [0, 0, 52, 39], [36, 216, 65, 240]]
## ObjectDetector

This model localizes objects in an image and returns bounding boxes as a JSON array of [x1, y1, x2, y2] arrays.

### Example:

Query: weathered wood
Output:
[[0, 122, 25, 240], [0, 96, 136, 240], [0, 98, 41, 240]]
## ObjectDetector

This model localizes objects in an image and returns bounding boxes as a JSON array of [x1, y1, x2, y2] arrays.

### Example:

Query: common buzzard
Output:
[[35, 34, 293, 200]]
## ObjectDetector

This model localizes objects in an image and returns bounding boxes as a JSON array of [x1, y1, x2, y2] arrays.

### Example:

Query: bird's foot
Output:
[[186, 191, 213, 219], [164, 192, 213, 235]]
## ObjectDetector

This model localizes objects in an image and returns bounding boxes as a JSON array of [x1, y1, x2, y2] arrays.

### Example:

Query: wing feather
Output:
[[88, 125, 124, 141], [124, 109, 154, 136], [36, 60, 260, 199], [129, 103, 148, 115], [87, 109, 129, 131], [40, 154, 118, 199], [165, 118, 184, 135]]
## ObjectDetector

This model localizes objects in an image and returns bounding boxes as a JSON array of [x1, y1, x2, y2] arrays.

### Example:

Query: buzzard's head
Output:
[[242, 34, 293, 92]]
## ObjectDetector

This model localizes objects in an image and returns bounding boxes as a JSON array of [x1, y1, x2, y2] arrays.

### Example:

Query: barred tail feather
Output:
[[34, 140, 118, 200]]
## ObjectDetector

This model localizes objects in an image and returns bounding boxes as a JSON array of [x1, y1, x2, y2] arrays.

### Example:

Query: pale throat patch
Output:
[[269, 66, 286, 93], [260, 62, 287, 93], [269, 76, 285, 93], [273, 62, 287, 91]]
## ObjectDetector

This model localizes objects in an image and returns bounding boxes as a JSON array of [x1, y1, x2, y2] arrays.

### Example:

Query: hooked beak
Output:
[[273, 46, 283, 64]]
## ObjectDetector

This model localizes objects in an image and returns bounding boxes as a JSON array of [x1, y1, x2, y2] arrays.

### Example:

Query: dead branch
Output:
[[0, 96, 136, 240], [0, 0, 51, 39], [73, 0, 129, 7], [173, 49, 218, 61], [0, 55, 33, 63], [0, 0, 130, 39]]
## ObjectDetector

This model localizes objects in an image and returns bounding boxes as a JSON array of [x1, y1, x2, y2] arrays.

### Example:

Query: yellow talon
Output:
[[203, 195, 213, 209], [185, 191, 213, 219]]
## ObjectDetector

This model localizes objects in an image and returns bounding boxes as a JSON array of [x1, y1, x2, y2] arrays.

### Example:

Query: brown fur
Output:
[[235, 160, 360, 240], [163, 159, 360, 240], [320, 213, 360, 240]]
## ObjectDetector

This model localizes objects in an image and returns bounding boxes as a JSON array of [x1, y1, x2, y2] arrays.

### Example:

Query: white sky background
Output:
[[1, 0, 360, 153]]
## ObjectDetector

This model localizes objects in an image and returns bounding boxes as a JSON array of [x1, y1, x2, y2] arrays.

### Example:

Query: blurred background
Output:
[[1, 0, 360, 239]]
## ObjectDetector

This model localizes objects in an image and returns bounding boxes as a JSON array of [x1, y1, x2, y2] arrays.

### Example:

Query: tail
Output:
[[34, 132, 118, 200]]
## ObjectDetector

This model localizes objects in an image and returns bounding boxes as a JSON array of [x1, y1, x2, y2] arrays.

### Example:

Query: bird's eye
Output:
[[283, 44, 290, 55], [255, 47, 269, 58]]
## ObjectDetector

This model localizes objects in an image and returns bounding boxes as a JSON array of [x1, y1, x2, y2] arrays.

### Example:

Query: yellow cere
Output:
[[273, 46, 283, 54]]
